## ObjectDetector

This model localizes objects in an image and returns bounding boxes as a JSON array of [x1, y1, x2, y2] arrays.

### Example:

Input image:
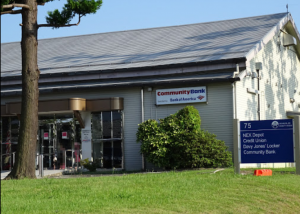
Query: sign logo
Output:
[[156, 86, 207, 105], [271, 121, 279, 129], [197, 95, 205, 100]]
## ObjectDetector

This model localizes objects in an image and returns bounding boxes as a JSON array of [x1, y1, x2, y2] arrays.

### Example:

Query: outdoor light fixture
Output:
[[245, 70, 252, 77], [251, 71, 258, 79], [290, 98, 295, 103], [255, 62, 263, 71], [147, 87, 153, 92]]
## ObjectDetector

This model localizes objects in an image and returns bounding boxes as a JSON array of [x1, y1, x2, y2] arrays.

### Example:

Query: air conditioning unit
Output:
[[283, 34, 297, 47]]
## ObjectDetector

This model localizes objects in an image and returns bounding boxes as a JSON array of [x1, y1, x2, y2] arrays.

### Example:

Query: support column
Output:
[[81, 112, 92, 161], [233, 119, 240, 174], [295, 116, 300, 175]]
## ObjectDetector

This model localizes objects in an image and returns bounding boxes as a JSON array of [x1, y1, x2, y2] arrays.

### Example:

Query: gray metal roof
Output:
[[1, 13, 288, 77]]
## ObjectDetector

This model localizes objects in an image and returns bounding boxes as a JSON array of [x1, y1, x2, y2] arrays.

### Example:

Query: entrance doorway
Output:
[[92, 111, 123, 169], [37, 114, 81, 170]]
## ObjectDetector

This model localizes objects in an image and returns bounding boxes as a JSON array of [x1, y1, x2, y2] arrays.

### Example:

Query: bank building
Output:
[[1, 13, 300, 171]]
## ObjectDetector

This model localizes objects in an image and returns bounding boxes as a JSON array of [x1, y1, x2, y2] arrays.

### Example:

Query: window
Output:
[[92, 111, 123, 168]]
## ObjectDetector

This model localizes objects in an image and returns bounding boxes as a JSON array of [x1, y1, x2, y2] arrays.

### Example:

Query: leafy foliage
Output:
[[137, 106, 232, 169], [80, 158, 98, 172], [46, 0, 102, 27]]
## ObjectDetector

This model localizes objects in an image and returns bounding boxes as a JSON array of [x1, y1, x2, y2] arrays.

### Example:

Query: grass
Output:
[[1, 168, 300, 214]]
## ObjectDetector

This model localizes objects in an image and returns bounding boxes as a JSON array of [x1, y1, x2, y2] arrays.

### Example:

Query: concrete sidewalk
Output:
[[1, 169, 64, 179]]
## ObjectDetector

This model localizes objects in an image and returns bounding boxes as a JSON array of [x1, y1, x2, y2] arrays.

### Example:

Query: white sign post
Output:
[[156, 86, 207, 105], [295, 116, 300, 175]]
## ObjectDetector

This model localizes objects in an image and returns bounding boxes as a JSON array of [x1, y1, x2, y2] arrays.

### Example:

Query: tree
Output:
[[1, 0, 102, 179]]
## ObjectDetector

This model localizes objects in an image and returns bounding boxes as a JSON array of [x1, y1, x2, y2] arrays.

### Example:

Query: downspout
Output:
[[232, 64, 240, 174], [232, 64, 239, 119], [141, 88, 145, 170]]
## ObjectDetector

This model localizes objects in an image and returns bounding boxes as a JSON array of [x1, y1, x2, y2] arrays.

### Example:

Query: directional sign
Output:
[[240, 119, 294, 163]]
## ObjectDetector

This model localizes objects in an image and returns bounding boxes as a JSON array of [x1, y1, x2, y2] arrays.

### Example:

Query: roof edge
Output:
[[1, 57, 246, 81], [1, 13, 288, 45], [244, 13, 290, 63], [245, 13, 300, 63]]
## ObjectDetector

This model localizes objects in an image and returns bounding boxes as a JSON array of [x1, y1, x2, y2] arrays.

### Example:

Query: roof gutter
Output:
[[1, 75, 240, 97], [1, 57, 247, 82]]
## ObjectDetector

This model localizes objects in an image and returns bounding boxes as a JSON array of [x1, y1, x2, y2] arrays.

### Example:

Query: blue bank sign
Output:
[[240, 119, 294, 163]]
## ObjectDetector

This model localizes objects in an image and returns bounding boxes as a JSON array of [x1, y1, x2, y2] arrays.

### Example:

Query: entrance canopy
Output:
[[1, 97, 124, 122]]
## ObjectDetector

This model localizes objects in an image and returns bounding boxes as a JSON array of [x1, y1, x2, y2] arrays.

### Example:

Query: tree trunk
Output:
[[5, 0, 39, 179]]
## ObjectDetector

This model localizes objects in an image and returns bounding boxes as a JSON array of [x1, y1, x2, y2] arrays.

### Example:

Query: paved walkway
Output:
[[1, 169, 65, 179]]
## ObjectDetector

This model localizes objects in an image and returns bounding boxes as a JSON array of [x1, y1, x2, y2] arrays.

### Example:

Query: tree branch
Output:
[[2, 3, 30, 9], [1, 9, 22, 15], [38, 15, 82, 28]]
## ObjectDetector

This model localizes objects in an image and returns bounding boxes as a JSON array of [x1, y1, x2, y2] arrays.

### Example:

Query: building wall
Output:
[[2, 88, 143, 171], [2, 82, 235, 170], [143, 82, 233, 169], [236, 31, 300, 121], [237, 30, 300, 168]]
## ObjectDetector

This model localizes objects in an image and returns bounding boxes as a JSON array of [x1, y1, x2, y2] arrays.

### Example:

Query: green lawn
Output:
[[1, 168, 300, 214]]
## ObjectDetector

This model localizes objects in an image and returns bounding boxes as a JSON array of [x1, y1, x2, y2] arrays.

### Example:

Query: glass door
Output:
[[55, 114, 81, 169], [39, 115, 55, 169], [37, 113, 81, 170], [92, 110, 123, 169], [1, 117, 19, 171]]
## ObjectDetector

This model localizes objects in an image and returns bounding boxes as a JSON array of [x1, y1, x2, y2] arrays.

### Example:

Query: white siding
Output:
[[237, 30, 300, 168], [237, 31, 300, 121]]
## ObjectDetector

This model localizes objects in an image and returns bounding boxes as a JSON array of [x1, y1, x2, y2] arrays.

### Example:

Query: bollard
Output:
[[39, 154, 44, 177], [233, 119, 240, 174]]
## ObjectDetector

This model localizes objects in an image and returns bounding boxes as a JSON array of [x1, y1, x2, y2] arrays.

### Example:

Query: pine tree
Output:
[[1, 0, 102, 179]]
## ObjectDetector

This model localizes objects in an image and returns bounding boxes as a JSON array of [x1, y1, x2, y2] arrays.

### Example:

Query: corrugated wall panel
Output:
[[143, 83, 234, 169], [237, 31, 300, 121]]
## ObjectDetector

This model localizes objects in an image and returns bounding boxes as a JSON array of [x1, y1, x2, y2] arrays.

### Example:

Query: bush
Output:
[[80, 158, 98, 172], [136, 106, 232, 169]]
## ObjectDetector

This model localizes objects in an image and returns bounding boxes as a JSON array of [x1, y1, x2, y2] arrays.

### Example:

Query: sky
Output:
[[1, 0, 300, 43]]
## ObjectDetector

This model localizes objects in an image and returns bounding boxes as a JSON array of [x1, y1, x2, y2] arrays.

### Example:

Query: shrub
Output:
[[136, 106, 232, 169], [80, 158, 98, 172]]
